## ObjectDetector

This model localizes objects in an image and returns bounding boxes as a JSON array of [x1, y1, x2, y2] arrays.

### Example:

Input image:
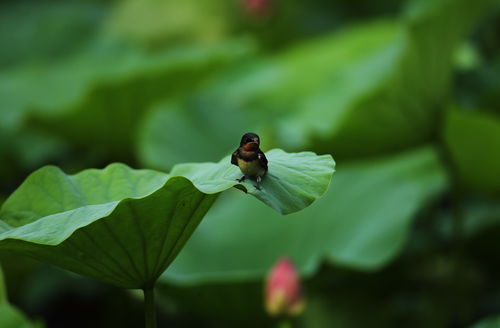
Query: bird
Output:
[[231, 132, 268, 190]]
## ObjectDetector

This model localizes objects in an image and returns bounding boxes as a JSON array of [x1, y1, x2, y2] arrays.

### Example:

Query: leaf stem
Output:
[[143, 286, 157, 328]]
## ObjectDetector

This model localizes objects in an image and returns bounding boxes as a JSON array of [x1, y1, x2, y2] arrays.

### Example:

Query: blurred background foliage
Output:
[[1, 0, 500, 327]]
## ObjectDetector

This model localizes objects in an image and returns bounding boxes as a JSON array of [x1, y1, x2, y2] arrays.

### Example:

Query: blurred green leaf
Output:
[[137, 19, 405, 167], [0, 1, 106, 68], [0, 128, 68, 171], [444, 108, 500, 193], [0, 150, 333, 288], [0, 0, 249, 171], [137, 101, 252, 170], [137, 19, 402, 165], [173, 20, 405, 155], [106, 0, 231, 45], [0, 266, 43, 328], [324, 147, 448, 268], [287, 0, 497, 157], [0, 266, 5, 303], [0, 301, 43, 328], [454, 42, 482, 71], [463, 199, 500, 238], [139, 0, 497, 168], [0, 38, 253, 161], [162, 146, 447, 285], [470, 315, 500, 328]]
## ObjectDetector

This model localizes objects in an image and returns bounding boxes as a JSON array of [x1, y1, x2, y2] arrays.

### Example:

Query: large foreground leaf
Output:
[[162, 146, 447, 285], [0, 150, 334, 288]]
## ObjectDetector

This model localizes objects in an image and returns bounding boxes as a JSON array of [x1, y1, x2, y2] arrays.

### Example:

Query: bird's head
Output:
[[240, 132, 260, 151]]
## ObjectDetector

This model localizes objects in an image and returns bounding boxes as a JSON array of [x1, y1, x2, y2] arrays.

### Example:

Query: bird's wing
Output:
[[231, 149, 239, 166], [258, 150, 268, 171]]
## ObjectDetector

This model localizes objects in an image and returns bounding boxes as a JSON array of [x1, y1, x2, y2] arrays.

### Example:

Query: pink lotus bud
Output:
[[243, 0, 271, 16], [265, 258, 304, 316]]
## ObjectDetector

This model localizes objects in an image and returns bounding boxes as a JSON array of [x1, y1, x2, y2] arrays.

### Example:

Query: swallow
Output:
[[231, 132, 268, 190]]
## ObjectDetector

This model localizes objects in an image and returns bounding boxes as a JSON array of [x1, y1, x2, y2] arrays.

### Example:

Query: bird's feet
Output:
[[254, 176, 262, 190], [236, 176, 263, 190]]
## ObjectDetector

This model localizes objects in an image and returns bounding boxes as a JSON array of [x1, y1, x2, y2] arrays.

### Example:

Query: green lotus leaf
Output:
[[0, 150, 334, 288], [162, 146, 446, 285], [171, 149, 335, 214]]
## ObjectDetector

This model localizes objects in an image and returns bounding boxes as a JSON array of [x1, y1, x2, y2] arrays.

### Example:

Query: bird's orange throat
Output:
[[243, 142, 258, 151]]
